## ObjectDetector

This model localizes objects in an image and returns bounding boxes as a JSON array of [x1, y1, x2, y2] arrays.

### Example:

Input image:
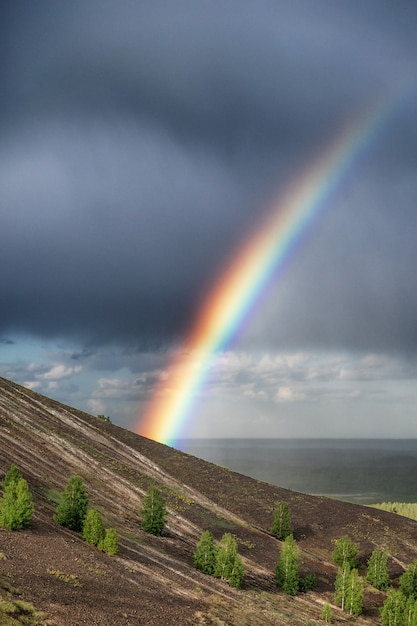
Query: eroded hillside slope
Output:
[[0, 376, 416, 625]]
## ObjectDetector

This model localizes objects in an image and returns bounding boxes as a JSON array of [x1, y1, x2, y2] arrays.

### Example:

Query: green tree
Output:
[[345, 568, 363, 616], [321, 602, 333, 623], [380, 589, 406, 626], [271, 501, 292, 540], [401, 561, 417, 600], [214, 533, 244, 588], [140, 486, 167, 536], [101, 528, 119, 555], [214, 533, 238, 581], [275, 534, 299, 596], [404, 596, 417, 626], [334, 565, 350, 612], [366, 547, 390, 591], [332, 535, 358, 570], [228, 552, 245, 589], [335, 566, 363, 616], [194, 530, 217, 575], [54, 475, 89, 532], [2, 464, 22, 490], [82, 509, 105, 547], [0, 477, 34, 530]]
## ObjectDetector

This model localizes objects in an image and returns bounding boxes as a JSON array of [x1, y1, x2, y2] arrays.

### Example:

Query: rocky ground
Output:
[[1, 376, 417, 625]]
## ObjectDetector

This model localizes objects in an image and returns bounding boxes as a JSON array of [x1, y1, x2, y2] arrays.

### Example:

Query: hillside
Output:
[[0, 376, 416, 625]]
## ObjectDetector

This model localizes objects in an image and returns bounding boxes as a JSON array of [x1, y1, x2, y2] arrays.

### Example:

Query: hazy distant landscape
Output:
[[178, 439, 417, 504]]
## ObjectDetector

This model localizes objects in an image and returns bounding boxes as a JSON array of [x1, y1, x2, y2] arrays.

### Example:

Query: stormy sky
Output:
[[1, 1, 417, 439]]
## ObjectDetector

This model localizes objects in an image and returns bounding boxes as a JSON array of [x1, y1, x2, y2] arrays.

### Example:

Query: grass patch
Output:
[[0, 575, 21, 596], [370, 502, 417, 521], [167, 489, 195, 512], [74, 557, 108, 576], [0, 599, 49, 625], [0, 575, 50, 625], [47, 569, 81, 587]]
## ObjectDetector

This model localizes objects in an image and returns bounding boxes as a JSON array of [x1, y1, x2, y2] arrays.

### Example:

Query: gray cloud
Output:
[[1, 0, 417, 357]]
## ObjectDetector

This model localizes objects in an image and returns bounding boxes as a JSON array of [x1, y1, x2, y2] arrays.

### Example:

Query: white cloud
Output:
[[23, 380, 41, 390], [87, 398, 106, 415], [275, 386, 305, 403], [39, 363, 82, 381]]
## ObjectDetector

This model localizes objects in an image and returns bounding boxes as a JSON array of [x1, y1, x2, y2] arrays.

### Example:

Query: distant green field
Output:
[[371, 502, 417, 521]]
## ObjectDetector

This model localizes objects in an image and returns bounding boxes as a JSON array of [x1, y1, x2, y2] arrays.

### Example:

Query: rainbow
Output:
[[136, 96, 399, 446]]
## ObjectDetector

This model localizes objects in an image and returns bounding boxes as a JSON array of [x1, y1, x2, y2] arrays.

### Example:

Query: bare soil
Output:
[[1, 376, 417, 625]]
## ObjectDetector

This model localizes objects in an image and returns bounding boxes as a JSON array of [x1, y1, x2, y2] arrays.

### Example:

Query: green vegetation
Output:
[[345, 568, 363, 616], [6, 411, 417, 623], [321, 602, 332, 623], [54, 482, 119, 554], [47, 569, 81, 587], [194, 531, 245, 588], [0, 599, 48, 626], [0, 574, 49, 625], [193, 530, 216, 575], [0, 465, 34, 531], [271, 501, 292, 540], [97, 414, 111, 423], [275, 534, 299, 596], [214, 533, 245, 589], [140, 486, 167, 536], [101, 528, 119, 555], [372, 501, 417, 521], [334, 565, 349, 612], [332, 535, 358, 570], [2, 464, 22, 490], [82, 509, 105, 547], [400, 561, 417, 599], [366, 547, 389, 591], [381, 589, 417, 625], [334, 565, 363, 616], [54, 475, 89, 532], [331, 535, 363, 616]]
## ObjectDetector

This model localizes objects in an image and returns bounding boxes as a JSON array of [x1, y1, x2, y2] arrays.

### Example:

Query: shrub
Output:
[[271, 501, 292, 540], [82, 509, 105, 547], [332, 535, 358, 570], [97, 414, 111, 423], [400, 561, 417, 599], [275, 535, 299, 596], [54, 475, 89, 532], [140, 486, 167, 536], [0, 476, 34, 530], [194, 530, 217, 575], [228, 552, 245, 589], [381, 589, 406, 625], [214, 533, 245, 588], [366, 547, 389, 591], [101, 528, 119, 555], [321, 602, 333, 623], [2, 464, 22, 490]]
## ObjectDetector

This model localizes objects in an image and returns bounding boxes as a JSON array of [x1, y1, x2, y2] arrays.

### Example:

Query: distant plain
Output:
[[177, 439, 417, 504]]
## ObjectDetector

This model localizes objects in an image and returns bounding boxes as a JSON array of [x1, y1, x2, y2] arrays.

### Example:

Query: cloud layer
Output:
[[2, 1, 416, 352], [1, 2, 417, 436]]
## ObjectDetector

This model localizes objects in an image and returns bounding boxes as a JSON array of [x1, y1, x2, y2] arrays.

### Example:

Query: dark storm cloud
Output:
[[1, 1, 417, 351]]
